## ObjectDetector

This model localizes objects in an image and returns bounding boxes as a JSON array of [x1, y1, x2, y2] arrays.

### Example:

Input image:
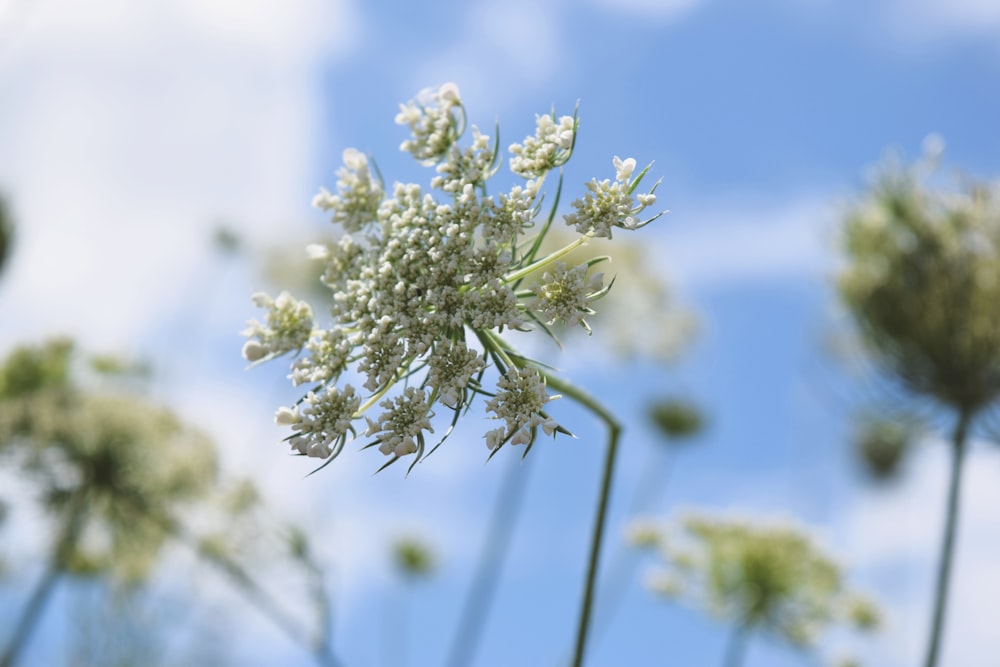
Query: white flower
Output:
[[274, 406, 300, 426], [534, 262, 594, 327], [306, 243, 330, 260], [242, 291, 314, 360], [314, 148, 383, 232], [285, 386, 361, 459], [485, 428, 505, 450], [510, 428, 532, 446], [243, 83, 660, 471], [486, 367, 554, 435], [614, 156, 636, 182], [509, 113, 576, 178], [242, 340, 267, 362], [367, 387, 433, 458], [396, 84, 464, 163], [438, 82, 461, 103]]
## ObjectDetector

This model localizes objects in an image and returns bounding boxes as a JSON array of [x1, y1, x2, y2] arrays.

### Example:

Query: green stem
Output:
[[923, 406, 973, 667], [541, 372, 621, 667], [1, 491, 87, 667], [445, 451, 535, 667], [721, 623, 749, 667], [591, 443, 677, 646], [502, 234, 591, 285]]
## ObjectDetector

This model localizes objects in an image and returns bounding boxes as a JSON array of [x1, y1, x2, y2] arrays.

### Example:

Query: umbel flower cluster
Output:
[[243, 83, 660, 471]]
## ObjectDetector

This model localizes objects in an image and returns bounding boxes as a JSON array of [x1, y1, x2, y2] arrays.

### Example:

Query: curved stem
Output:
[[923, 406, 973, 667], [541, 372, 621, 667], [446, 452, 535, 667]]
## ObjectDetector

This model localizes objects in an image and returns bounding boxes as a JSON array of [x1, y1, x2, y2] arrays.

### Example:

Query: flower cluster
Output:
[[243, 83, 661, 471], [630, 513, 880, 655], [565, 156, 661, 238]]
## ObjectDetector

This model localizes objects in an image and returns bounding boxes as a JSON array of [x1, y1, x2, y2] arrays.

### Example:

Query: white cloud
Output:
[[656, 193, 840, 290], [885, 0, 1000, 41], [0, 0, 360, 351]]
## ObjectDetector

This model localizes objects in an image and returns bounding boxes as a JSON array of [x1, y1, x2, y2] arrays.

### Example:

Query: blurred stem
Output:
[[1, 491, 87, 667], [924, 406, 973, 667], [445, 451, 535, 667], [119, 492, 341, 667], [542, 372, 621, 667], [591, 443, 677, 646], [722, 623, 749, 667]]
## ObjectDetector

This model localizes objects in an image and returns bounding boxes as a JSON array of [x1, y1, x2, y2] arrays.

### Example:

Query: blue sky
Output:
[[1, 0, 1000, 665]]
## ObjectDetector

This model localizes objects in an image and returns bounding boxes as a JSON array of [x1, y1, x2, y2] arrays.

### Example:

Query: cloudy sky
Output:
[[1, 0, 999, 665]]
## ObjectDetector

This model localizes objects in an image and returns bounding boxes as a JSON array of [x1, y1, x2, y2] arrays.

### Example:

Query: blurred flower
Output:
[[630, 512, 879, 663], [838, 148, 1000, 666], [0, 341, 338, 665], [853, 413, 918, 481], [392, 537, 435, 579], [647, 397, 705, 441], [839, 156, 1000, 413]]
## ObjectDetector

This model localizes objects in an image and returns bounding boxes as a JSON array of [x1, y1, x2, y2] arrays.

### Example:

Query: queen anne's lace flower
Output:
[[366, 387, 434, 457], [484, 368, 559, 449], [509, 113, 576, 178], [243, 83, 661, 470], [313, 148, 383, 233], [432, 126, 495, 192], [242, 291, 314, 362], [280, 386, 361, 458], [534, 262, 603, 329], [396, 83, 464, 163], [427, 342, 484, 408], [564, 156, 659, 239]]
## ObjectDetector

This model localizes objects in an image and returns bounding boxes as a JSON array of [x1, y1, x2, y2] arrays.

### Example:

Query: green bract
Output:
[[243, 83, 662, 471]]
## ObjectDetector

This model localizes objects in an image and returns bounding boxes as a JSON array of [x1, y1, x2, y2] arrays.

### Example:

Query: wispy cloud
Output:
[[655, 193, 841, 290]]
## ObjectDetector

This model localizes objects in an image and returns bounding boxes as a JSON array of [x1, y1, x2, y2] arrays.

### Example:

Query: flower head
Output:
[[509, 113, 577, 178], [243, 85, 662, 471]]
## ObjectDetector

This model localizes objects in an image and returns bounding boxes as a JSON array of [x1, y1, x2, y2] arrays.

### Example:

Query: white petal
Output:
[[274, 406, 300, 426]]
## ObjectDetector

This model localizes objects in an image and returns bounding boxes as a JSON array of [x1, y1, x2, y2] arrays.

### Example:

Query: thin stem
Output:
[[923, 406, 973, 667], [1, 491, 87, 667], [445, 452, 535, 667], [541, 372, 621, 667], [591, 443, 678, 646], [502, 234, 591, 285], [721, 623, 749, 667], [120, 492, 341, 667]]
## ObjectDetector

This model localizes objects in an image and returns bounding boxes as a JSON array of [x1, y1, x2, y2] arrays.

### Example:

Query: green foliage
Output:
[[839, 157, 1000, 413], [631, 513, 879, 650]]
